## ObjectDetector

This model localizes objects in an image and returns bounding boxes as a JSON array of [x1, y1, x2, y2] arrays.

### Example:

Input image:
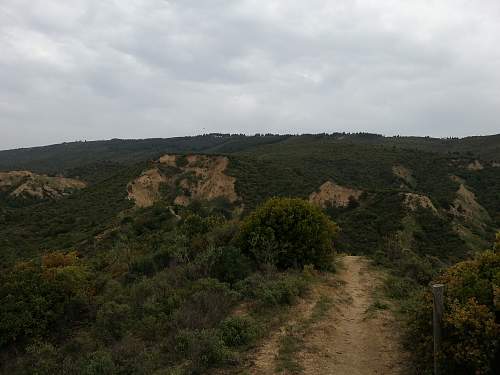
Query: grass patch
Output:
[[310, 295, 333, 321], [275, 293, 333, 374], [275, 327, 305, 374], [364, 299, 390, 319]]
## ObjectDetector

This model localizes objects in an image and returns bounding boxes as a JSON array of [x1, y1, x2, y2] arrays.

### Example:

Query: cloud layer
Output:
[[1, 0, 500, 149]]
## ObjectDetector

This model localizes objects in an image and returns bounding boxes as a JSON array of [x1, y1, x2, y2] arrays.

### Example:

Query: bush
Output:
[[236, 272, 308, 307], [174, 329, 235, 374], [239, 197, 337, 270], [96, 302, 131, 341], [82, 350, 116, 375], [218, 316, 258, 347], [0, 254, 90, 347], [407, 250, 500, 374], [172, 279, 239, 330], [128, 255, 156, 278], [206, 246, 253, 284], [22, 341, 62, 375], [384, 276, 418, 300], [398, 251, 436, 284]]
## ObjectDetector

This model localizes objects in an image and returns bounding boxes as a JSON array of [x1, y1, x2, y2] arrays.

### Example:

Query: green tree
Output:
[[239, 198, 338, 270]]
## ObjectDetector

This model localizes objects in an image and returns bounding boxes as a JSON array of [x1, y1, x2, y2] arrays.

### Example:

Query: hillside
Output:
[[1, 133, 499, 175], [0, 135, 290, 174], [1, 135, 499, 267], [0, 134, 499, 374], [0, 171, 86, 201]]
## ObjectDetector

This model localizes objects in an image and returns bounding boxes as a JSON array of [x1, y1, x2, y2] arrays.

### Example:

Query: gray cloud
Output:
[[1, 0, 500, 149]]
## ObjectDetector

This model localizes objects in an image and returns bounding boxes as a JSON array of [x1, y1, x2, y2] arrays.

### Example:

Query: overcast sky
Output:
[[1, 0, 500, 150]]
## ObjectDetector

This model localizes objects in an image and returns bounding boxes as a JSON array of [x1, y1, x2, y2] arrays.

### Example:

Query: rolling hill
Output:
[[1, 133, 499, 374], [1, 134, 498, 268]]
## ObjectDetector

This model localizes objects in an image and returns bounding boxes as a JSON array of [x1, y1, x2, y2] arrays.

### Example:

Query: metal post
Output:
[[432, 284, 444, 375]]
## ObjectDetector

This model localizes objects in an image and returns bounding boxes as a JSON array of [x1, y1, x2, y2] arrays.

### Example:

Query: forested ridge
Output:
[[1, 133, 499, 174]]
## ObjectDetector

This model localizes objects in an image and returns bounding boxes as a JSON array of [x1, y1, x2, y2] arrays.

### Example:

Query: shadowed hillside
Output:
[[1, 133, 499, 175]]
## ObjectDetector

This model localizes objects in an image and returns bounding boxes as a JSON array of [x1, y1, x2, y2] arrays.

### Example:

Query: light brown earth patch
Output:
[[392, 165, 416, 187], [466, 160, 484, 171], [128, 154, 239, 208], [171, 154, 239, 206], [158, 154, 177, 166], [248, 295, 318, 375], [127, 168, 168, 208], [299, 256, 408, 375], [402, 193, 437, 213], [309, 181, 362, 208], [0, 171, 86, 199], [0, 171, 32, 188], [246, 256, 409, 375], [449, 183, 490, 224], [450, 175, 465, 184]]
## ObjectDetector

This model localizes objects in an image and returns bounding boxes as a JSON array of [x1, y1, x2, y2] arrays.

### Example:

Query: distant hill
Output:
[[1, 132, 499, 374], [0, 133, 499, 175], [335, 133, 500, 161], [0, 133, 498, 268], [0, 135, 290, 174]]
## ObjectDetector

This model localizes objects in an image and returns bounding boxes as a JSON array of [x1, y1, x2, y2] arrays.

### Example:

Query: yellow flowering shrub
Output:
[[407, 240, 500, 374]]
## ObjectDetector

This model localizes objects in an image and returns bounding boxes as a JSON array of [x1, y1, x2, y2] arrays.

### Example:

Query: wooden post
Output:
[[432, 284, 444, 375]]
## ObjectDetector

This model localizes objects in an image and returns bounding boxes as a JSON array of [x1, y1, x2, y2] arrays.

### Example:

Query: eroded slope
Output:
[[0, 171, 87, 200], [127, 154, 239, 208]]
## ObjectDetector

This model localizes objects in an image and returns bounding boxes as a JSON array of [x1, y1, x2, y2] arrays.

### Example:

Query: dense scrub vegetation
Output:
[[2, 133, 499, 174], [0, 164, 142, 267], [380, 234, 500, 374], [1, 134, 499, 374], [406, 238, 500, 374], [239, 197, 337, 270], [0, 135, 290, 174], [2, 134, 498, 268], [0, 198, 332, 374]]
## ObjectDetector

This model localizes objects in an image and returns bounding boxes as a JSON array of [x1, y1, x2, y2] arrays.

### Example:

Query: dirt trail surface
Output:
[[249, 256, 409, 375]]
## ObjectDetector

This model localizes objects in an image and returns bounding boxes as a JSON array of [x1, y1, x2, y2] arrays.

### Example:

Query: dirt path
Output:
[[248, 255, 409, 375], [299, 255, 409, 374]]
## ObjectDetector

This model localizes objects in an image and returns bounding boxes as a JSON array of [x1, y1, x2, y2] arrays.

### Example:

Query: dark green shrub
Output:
[[128, 272, 183, 318], [239, 197, 337, 270], [208, 246, 253, 284], [218, 316, 258, 347], [0, 256, 90, 347], [96, 302, 131, 341], [205, 221, 240, 247], [173, 279, 239, 329], [175, 329, 234, 374], [236, 273, 308, 307], [175, 155, 189, 168], [180, 214, 208, 240], [398, 251, 436, 284], [384, 276, 418, 300], [373, 249, 386, 265], [21, 341, 62, 375], [128, 255, 155, 278], [152, 248, 172, 270], [81, 350, 116, 375]]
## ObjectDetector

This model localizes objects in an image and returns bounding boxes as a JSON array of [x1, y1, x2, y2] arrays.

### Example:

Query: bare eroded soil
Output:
[[247, 256, 409, 375], [299, 256, 408, 375]]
